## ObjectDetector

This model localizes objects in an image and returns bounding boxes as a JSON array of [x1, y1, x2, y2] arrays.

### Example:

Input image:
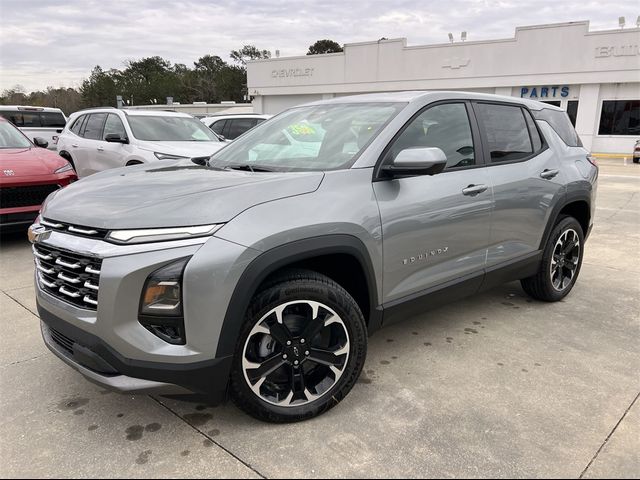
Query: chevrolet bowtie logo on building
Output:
[[3, 169, 15, 176]]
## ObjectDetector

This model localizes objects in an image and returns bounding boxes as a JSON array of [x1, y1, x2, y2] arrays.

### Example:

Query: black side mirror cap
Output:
[[105, 133, 129, 144], [33, 137, 49, 148]]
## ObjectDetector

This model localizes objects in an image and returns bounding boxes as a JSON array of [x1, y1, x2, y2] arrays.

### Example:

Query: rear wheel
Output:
[[521, 216, 584, 302], [229, 270, 367, 423], [59, 152, 75, 171]]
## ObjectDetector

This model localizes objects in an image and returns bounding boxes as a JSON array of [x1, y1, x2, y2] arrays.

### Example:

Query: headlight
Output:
[[106, 224, 223, 244], [139, 257, 190, 345], [54, 163, 74, 173], [154, 152, 188, 160]]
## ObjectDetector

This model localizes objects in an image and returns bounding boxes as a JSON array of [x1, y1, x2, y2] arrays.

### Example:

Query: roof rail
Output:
[[74, 106, 119, 113]]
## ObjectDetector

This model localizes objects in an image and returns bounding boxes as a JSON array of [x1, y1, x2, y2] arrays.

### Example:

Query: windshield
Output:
[[0, 121, 32, 148], [128, 115, 221, 142], [209, 103, 404, 171]]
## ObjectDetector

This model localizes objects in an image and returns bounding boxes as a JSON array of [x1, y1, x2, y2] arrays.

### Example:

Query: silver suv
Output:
[[30, 91, 597, 422]]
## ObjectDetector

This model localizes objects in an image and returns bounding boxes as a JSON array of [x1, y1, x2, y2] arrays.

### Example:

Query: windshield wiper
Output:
[[227, 164, 274, 172]]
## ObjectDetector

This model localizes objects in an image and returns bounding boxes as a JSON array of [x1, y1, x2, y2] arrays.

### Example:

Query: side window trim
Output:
[[470, 100, 548, 167], [373, 100, 486, 181]]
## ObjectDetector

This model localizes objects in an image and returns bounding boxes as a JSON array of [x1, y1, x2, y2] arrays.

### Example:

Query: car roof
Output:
[[305, 91, 564, 111], [0, 105, 65, 113], [201, 114, 271, 122]]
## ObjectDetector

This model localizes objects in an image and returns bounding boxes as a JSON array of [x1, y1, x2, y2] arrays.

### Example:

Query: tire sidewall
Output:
[[541, 216, 585, 301], [230, 277, 367, 422]]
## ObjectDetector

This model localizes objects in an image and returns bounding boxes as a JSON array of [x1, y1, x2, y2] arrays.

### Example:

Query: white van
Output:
[[0, 106, 67, 150]]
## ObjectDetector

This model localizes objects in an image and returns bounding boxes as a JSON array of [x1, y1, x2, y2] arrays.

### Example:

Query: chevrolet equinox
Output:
[[30, 92, 597, 423]]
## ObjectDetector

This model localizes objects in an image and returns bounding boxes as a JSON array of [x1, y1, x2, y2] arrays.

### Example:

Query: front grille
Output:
[[33, 244, 102, 310], [49, 327, 75, 355], [0, 184, 60, 208], [41, 218, 109, 239]]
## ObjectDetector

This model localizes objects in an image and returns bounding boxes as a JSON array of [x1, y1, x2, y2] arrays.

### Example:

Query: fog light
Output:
[[138, 257, 190, 345]]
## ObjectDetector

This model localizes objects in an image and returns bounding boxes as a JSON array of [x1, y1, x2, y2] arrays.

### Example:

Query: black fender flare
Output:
[[215, 234, 381, 358]]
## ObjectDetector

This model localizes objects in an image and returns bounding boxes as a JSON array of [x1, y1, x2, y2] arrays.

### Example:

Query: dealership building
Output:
[[247, 21, 639, 155]]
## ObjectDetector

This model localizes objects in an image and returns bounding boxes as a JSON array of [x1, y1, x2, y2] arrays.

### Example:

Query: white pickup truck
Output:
[[0, 106, 67, 150]]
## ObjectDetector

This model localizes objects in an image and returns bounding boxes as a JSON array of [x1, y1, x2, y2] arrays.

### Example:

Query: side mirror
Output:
[[382, 147, 447, 177], [105, 133, 128, 144], [33, 137, 49, 149]]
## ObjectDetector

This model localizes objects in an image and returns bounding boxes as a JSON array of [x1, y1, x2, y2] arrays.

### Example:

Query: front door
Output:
[[373, 102, 492, 305]]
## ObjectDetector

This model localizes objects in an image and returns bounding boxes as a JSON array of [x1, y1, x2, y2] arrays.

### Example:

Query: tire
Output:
[[229, 269, 367, 423], [633, 158, 639, 164], [521, 216, 584, 302]]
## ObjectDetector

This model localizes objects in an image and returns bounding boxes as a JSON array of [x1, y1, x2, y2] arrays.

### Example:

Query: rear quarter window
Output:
[[40, 112, 66, 128], [533, 108, 582, 147]]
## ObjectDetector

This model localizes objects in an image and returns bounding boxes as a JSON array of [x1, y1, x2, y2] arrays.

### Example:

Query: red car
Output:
[[0, 117, 77, 232]]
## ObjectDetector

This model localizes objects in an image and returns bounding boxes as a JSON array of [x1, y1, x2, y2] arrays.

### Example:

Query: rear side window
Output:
[[227, 118, 259, 139], [40, 112, 66, 128], [533, 108, 582, 147], [0, 111, 23, 126], [83, 113, 107, 140], [523, 109, 543, 152], [70, 115, 86, 135], [475, 103, 532, 162], [210, 119, 226, 135]]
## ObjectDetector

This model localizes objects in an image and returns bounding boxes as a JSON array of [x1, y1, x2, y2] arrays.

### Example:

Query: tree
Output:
[[230, 45, 271, 65], [307, 39, 343, 55]]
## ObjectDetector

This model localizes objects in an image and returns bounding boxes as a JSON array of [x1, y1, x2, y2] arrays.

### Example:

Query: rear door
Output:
[[374, 101, 492, 306], [94, 113, 129, 171], [472, 102, 565, 267], [75, 113, 107, 176]]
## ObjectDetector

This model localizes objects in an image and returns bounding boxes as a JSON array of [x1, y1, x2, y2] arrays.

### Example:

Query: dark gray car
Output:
[[30, 91, 597, 422]]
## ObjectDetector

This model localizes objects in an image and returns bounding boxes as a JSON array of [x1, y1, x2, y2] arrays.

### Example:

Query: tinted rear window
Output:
[[40, 112, 66, 128], [533, 108, 582, 147], [475, 103, 533, 162]]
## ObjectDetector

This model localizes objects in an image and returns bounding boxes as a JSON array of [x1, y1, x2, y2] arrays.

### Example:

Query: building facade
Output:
[[247, 21, 640, 155]]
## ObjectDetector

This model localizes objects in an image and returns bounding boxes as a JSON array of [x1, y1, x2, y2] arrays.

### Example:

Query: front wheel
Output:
[[521, 216, 584, 302], [229, 270, 367, 423]]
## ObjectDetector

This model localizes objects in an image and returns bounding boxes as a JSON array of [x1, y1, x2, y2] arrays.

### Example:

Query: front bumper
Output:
[[31, 224, 260, 398], [39, 300, 233, 398]]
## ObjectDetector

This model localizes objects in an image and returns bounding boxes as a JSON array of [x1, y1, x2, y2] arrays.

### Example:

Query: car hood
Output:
[[0, 147, 68, 177], [42, 161, 324, 229], [139, 140, 225, 157]]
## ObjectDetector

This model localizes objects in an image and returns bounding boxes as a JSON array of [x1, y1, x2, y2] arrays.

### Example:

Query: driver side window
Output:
[[387, 103, 476, 169]]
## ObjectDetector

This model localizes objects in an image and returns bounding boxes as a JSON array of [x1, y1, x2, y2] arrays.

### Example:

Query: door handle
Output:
[[540, 169, 559, 179], [462, 184, 488, 196], [97, 147, 104, 152], [71, 144, 78, 148]]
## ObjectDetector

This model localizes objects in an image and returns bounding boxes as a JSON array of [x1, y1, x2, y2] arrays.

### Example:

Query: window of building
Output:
[[598, 100, 640, 136], [541, 101, 561, 107], [566, 101, 579, 126], [475, 103, 532, 162]]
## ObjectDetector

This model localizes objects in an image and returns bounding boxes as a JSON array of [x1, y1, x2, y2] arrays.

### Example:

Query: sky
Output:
[[1, 0, 637, 92]]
